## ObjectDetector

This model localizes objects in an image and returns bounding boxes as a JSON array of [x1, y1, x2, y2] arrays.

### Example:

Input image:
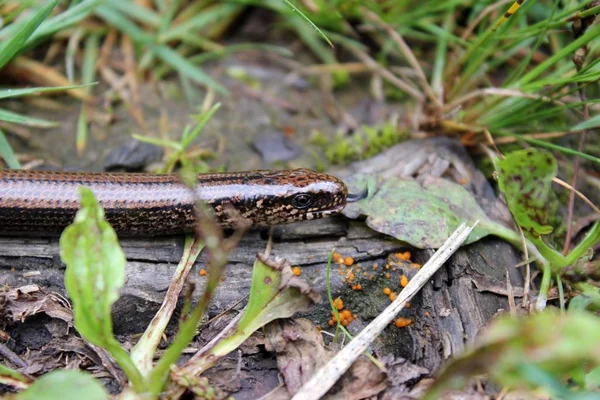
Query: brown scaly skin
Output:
[[0, 169, 349, 236]]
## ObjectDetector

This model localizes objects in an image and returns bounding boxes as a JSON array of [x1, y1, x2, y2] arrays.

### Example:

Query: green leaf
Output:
[[172, 254, 320, 380], [496, 149, 558, 237], [16, 370, 107, 400], [60, 188, 144, 391], [585, 365, 600, 391], [182, 103, 221, 149], [571, 114, 600, 131], [0, 84, 95, 100], [0, 108, 57, 128], [0, 129, 21, 169], [0, 0, 59, 70], [61, 187, 126, 348], [0, 363, 28, 383], [150, 45, 228, 94], [424, 311, 600, 399], [26, 0, 103, 47], [104, 0, 161, 27], [342, 174, 495, 248], [282, 0, 333, 47]]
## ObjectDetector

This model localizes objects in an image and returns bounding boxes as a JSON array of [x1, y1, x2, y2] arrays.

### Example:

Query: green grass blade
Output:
[[0, 84, 95, 100], [182, 103, 220, 148], [27, 0, 102, 47], [493, 130, 600, 165], [571, 114, 600, 131], [158, 3, 240, 42], [0, 129, 21, 169], [95, 4, 150, 43], [0, 0, 59, 69], [504, 0, 560, 86], [104, 0, 160, 27], [282, 0, 333, 47], [0, 108, 57, 128], [517, 22, 600, 86], [158, 0, 182, 34], [151, 45, 228, 94], [431, 11, 454, 95]]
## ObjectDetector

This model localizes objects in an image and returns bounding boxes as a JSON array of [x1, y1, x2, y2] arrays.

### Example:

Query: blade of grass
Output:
[[158, 3, 240, 42], [150, 45, 227, 94], [282, 0, 333, 47], [77, 33, 99, 156], [504, 0, 560, 86], [158, 0, 182, 34], [431, 11, 454, 97], [0, 108, 57, 128], [0, 0, 59, 69], [26, 0, 103, 48], [104, 0, 161, 27], [571, 114, 600, 131], [493, 130, 600, 164], [517, 22, 600, 86], [95, 4, 152, 43], [0, 84, 95, 100], [0, 129, 21, 169]]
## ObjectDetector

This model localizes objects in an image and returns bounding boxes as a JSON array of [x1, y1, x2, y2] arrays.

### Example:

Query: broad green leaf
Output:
[[424, 311, 600, 399], [16, 370, 107, 400], [60, 188, 144, 390], [0, 0, 59, 70], [496, 149, 557, 237], [0, 129, 21, 169], [61, 187, 126, 347], [0, 108, 57, 128], [342, 174, 494, 248], [568, 283, 600, 312], [585, 365, 600, 391]]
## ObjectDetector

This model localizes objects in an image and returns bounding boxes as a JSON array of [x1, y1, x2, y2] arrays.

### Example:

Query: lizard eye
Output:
[[292, 193, 312, 209]]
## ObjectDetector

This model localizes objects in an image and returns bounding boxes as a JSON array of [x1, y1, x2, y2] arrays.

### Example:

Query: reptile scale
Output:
[[0, 168, 363, 236]]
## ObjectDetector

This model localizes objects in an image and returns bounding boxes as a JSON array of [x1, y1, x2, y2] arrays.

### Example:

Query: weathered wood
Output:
[[0, 138, 526, 397]]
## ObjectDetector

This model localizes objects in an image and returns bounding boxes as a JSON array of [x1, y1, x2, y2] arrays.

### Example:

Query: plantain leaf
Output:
[[496, 149, 557, 237], [16, 370, 107, 400], [342, 174, 495, 248], [60, 187, 126, 349]]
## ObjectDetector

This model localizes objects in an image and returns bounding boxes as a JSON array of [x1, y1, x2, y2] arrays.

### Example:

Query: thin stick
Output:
[[349, 47, 424, 102], [363, 9, 442, 110], [292, 222, 478, 400], [553, 176, 600, 216], [444, 87, 565, 113]]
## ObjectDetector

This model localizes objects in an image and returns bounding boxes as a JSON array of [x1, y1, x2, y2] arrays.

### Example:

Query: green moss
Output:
[[315, 123, 408, 165]]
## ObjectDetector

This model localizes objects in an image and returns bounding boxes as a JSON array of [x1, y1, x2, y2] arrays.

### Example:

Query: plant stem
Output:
[[106, 341, 146, 393]]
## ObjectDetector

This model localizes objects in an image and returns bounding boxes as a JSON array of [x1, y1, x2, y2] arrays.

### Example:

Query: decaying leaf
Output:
[[1, 285, 72, 324], [172, 253, 322, 385], [264, 319, 387, 399]]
